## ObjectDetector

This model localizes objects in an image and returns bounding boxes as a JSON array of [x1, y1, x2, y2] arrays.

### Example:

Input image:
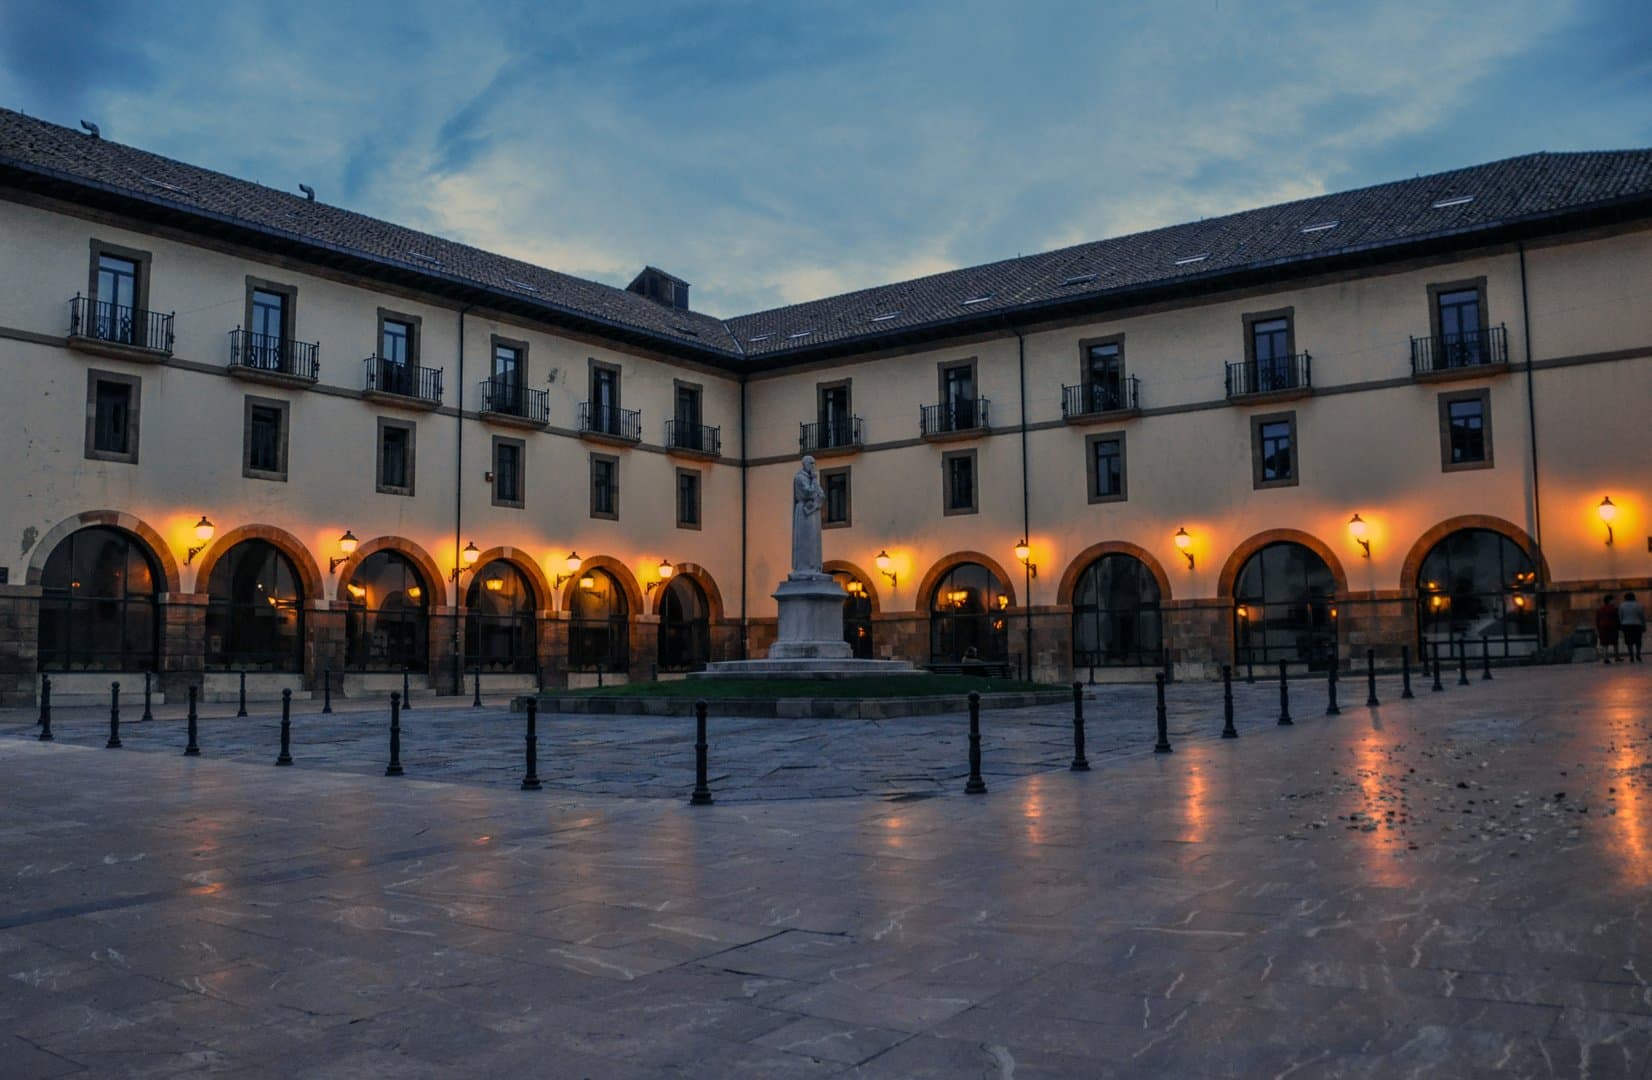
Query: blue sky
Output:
[[3, 1, 1649, 317]]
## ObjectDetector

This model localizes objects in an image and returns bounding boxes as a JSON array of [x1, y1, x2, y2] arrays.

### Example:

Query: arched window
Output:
[[1072, 554, 1162, 668], [569, 569, 629, 673], [1234, 542, 1337, 670], [929, 562, 1009, 663], [658, 576, 710, 671], [1416, 528, 1539, 661], [466, 560, 538, 674], [831, 570, 874, 659], [345, 551, 429, 672], [38, 526, 160, 672], [206, 541, 304, 672]]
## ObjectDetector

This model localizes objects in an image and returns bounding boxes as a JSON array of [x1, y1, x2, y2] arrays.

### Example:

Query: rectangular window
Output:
[[381, 318, 413, 365], [590, 454, 619, 519], [243, 278, 297, 371], [590, 363, 621, 435], [818, 381, 852, 446], [942, 449, 978, 515], [1243, 308, 1297, 392], [492, 437, 524, 508], [676, 468, 701, 529], [84, 370, 140, 464], [674, 382, 701, 427], [1251, 411, 1298, 489], [939, 361, 978, 428], [243, 396, 289, 481], [377, 418, 415, 496], [1429, 278, 1489, 367], [1085, 432, 1126, 503], [1439, 389, 1493, 471], [493, 342, 522, 385], [822, 466, 851, 527], [86, 240, 152, 345], [1082, 339, 1125, 412]]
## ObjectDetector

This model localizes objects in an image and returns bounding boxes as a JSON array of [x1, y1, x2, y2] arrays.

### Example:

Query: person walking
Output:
[[1597, 594, 1622, 664], [1619, 592, 1646, 663]]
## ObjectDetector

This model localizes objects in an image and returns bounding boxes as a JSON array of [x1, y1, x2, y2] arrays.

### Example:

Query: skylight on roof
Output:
[[786, 329, 814, 339], [1059, 273, 1099, 287], [870, 311, 901, 322], [1300, 220, 1339, 233], [673, 325, 700, 337], [1432, 194, 1475, 208], [503, 277, 539, 293], [960, 294, 993, 305], [747, 333, 773, 343], [406, 251, 442, 266], [1173, 253, 1210, 266], [139, 175, 188, 194]]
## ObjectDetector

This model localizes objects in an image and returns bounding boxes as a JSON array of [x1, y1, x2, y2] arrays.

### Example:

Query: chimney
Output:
[[626, 267, 690, 311]]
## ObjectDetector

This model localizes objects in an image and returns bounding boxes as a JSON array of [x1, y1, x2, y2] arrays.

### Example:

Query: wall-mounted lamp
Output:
[[1348, 513, 1371, 559], [579, 574, 597, 591], [875, 549, 897, 589], [185, 516, 215, 565], [1014, 539, 1038, 580], [555, 552, 581, 587], [451, 541, 480, 580], [1599, 496, 1617, 546], [329, 530, 360, 574], [646, 559, 675, 593], [1236, 604, 1249, 620], [1173, 528, 1194, 570], [483, 577, 504, 592]]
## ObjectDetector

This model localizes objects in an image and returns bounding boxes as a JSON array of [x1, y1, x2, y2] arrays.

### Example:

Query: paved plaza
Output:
[[3, 664, 1652, 1077]]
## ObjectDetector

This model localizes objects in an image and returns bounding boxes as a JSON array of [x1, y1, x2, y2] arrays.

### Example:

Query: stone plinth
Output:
[[690, 573, 920, 679]]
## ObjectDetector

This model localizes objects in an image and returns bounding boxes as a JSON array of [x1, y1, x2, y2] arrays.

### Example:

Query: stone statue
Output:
[[791, 455, 825, 577]]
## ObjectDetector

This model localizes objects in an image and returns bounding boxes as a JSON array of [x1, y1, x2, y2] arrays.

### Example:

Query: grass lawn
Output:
[[554, 675, 1063, 699]]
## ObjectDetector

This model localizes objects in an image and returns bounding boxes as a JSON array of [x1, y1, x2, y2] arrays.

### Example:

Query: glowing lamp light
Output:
[[1598, 496, 1617, 545], [579, 574, 597, 591], [406, 585, 422, 600], [483, 578, 503, 593], [1348, 513, 1371, 558], [647, 559, 675, 593], [462, 542, 481, 567], [330, 530, 360, 574], [346, 582, 367, 601], [186, 516, 215, 566], [996, 594, 1010, 610], [874, 549, 897, 589], [1237, 604, 1249, 620], [1173, 528, 1195, 570], [1013, 539, 1037, 579], [556, 552, 582, 587]]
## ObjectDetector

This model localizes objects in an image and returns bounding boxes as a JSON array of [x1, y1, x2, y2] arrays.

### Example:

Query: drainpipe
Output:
[[1517, 244, 1548, 645], [452, 305, 470, 694], [739, 375, 749, 659], [1013, 323, 1033, 680]]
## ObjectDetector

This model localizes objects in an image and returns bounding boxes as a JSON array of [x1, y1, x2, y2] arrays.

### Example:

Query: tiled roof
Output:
[[4, 106, 1651, 369]]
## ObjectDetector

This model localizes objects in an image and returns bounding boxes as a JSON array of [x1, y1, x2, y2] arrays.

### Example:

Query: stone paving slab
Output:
[[1, 664, 1650, 1076]]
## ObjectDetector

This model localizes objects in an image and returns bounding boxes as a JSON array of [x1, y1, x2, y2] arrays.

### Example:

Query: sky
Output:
[[2, 1, 1649, 318]]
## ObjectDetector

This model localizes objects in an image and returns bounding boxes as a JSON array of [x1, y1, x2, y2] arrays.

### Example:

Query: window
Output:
[[1428, 278, 1489, 367], [1251, 411, 1297, 489], [243, 396, 289, 481], [590, 453, 619, 519], [942, 449, 978, 515], [590, 362, 621, 436], [38, 526, 159, 672], [939, 360, 979, 428], [492, 340, 523, 385], [1439, 389, 1493, 471], [343, 550, 429, 672], [674, 381, 701, 428], [671, 380, 708, 451], [1072, 554, 1163, 668], [85, 370, 140, 464], [676, 468, 701, 529], [1243, 308, 1297, 392], [1081, 338, 1125, 412], [86, 240, 152, 346], [205, 540, 303, 671], [492, 437, 524, 508], [1233, 541, 1337, 670], [822, 466, 850, 527], [818, 381, 853, 447], [1085, 433, 1126, 503], [377, 418, 415, 495], [377, 310, 422, 392], [929, 562, 1009, 662]]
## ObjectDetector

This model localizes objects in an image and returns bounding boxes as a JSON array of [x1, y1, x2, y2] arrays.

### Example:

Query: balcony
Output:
[[1061, 376, 1140, 423], [65, 295, 173, 361], [362, 356, 443, 409], [1225, 354, 1311, 402], [228, 329, 319, 386], [478, 377, 549, 428], [1410, 324, 1509, 381], [665, 419, 721, 459], [799, 416, 864, 456], [920, 397, 990, 441], [580, 402, 642, 445]]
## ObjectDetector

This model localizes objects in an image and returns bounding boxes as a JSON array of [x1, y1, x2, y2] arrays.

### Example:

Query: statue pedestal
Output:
[[767, 575, 853, 660]]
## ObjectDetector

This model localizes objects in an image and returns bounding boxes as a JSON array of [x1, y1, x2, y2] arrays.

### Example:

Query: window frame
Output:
[[377, 308, 422, 366], [375, 416, 416, 496], [491, 435, 525, 509], [589, 452, 620, 520], [1250, 410, 1299, 490], [1427, 277, 1489, 343], [1242, 307, 1296, 367], [589, 358, 622, 407], [242, 395, 290, 482], [1084, 431, 1127, 504], [86, 239, 153, 316], [821, 465, 852, 528], [1078, 333, 1126, 390], [672, 378, 702, 426], [675, 467, 702, 530], [84, 369, 141, 464], [490, 334, 528, 384], [1438, 388, 1494, 472], [243, 276, 298, 343], [941, 448, 979, 516], [936, 357, 979, 405]]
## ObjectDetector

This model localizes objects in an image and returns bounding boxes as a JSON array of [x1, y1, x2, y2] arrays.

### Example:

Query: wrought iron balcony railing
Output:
[[800, 416, 863, 453], [67, 295, 174, 354], [920, 397, 990, 437], [478, 377, 549, 423], [665, 419, 721, 455], [1410, 324, 1507, 376], [229, 329, 319, 381], [1061, 376, 1140, 418], [580, 402, 642, 442], [1225, 353, 1311, 398], [363, 356, 443, 404]]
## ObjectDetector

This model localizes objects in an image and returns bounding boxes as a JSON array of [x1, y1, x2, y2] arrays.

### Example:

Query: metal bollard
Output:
[[1087, 663, 1096, 686], [385, 691, 404, 776], [184, 685, 200, 756], [1070, 682, 1090, 771], [322, 669, 333, 714], [1482, 636, 1494, 681], [691, 699, 713, 805], [597, 662, 604, 690], [1401, 645, 1414, 699], [142, 671, 154, 722], [275, 688, 293, 765], [521, 699, 542, 791], [1366, 649, 1380, 708], [37, 676, 53, 742], [237, 670, 248, 717], [1431, 642, 1445, 692], [1245, 651, 1255, 685], [1154, 673, 1173, 752], [473, 663, 482, 708], [106, 681, 123, 748], [1457, 639, 1470, 686], [1325, 656, 1341, 716], [402, 666, 412, 710], [1222, 664, 1237, 738], [1277, 661, 1293, 726], [965, 691, 988, 792]]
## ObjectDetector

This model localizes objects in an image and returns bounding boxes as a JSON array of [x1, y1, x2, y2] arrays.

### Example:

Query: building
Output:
[[1, 107, 1649, 705]]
